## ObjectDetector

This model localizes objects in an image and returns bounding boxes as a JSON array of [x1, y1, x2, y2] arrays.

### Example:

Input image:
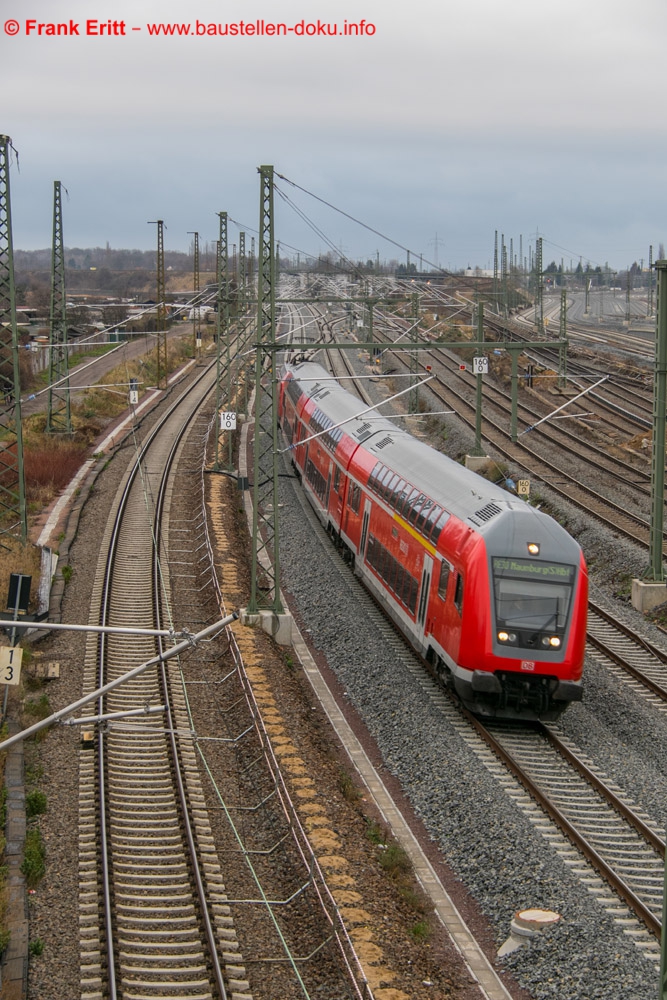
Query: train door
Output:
[[417, 555, 433, 632], [360, 499, 371, 558]]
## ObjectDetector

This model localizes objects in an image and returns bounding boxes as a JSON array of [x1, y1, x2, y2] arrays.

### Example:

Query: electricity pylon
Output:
[[0, 136, 27, 540], [188, 230, 200, 354], [46, 180, 72, 434], [213, 211, 233, 471], [149, 220, 167, 387], [249, 165, 283, 615]]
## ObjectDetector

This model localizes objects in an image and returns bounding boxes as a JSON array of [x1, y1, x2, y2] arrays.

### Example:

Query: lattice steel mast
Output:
[[213, 211, 233, 471], [249, 165, 283, 615], [534, 236, 544, 334], [149, 220, 167, 387], [0, 136, 27, 540], [188, 230, 200, 354], [46, 180, 71, 433], [238, 231, 246, 314]]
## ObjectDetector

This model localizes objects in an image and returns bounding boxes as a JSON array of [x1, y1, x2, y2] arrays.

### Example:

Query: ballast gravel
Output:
[[277, 454, 660, 1000]]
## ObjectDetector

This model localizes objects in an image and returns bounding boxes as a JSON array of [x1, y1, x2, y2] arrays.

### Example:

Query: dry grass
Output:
[[24, 441, 87, 504], [0, 540, 42, 612]]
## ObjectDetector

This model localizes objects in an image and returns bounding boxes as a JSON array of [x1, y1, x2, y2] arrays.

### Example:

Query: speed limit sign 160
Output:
[[0, 647, 23, 686], [220, 412, 237, 431]]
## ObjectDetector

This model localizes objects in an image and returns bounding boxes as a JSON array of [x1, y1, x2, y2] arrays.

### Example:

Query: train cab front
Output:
[[462, 528, 587, 721]]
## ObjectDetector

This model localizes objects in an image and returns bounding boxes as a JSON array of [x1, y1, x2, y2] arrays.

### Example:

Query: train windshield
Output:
[[492, 558, 575, 632]]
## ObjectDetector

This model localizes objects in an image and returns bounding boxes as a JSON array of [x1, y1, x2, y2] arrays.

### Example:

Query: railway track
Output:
[[473, 719, 665, 951], [586, 602, 667, 708], [71, 348, 380, 1000], [79, 360, 237, 999]]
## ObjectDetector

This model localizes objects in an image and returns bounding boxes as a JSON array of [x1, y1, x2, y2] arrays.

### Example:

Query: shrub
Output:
[[366, 821, 387, 846], [26, 790, 47, 818], [378, 842, 411, 877], [410, 920, 431, 942], [23, 694, 50, 721], [21, 828, 45, 886], [337, 769, 361, 804]]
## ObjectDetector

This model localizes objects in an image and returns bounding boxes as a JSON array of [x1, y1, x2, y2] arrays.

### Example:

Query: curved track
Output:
[[78, 362, 236, 1000]]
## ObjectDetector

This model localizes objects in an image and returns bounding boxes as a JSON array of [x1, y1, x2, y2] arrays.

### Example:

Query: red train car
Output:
[[279, 362, 588, 721]]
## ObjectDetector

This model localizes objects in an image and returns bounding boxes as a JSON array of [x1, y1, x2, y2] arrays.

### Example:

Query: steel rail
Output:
[[539, 723, 666, 856], [94, 355, 225, 997], [466, 712, 662, 939], [153, 403, 228, 998]]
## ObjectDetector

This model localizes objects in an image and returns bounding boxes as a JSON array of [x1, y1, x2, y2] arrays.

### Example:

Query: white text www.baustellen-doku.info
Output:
[[4, 18, 376, 37]]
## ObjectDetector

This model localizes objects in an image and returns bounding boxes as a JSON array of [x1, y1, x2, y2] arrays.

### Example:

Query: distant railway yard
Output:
[[4, 266, 667, 1000]]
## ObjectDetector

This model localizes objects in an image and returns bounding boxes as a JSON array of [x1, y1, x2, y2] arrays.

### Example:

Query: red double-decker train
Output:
[[278, 362, 588, 721]]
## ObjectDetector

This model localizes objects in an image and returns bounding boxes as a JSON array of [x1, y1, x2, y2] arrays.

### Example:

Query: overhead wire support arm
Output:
[[519, 376, 609, 436], [0, 612, 238, 752]]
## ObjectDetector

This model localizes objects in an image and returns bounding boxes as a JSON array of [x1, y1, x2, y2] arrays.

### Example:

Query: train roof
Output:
[[283, 362, 578, 550]]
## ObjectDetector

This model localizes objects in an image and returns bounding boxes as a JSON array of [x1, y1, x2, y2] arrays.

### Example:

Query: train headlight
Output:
[[498, 631, 517, 644], [541, 635, 561, 648], [527, 542, 540, 555]]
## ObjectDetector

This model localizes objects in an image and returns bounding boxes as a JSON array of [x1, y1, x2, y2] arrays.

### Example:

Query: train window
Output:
[[437, 560, 451, 600], [394, 484, 411, 515], [347, 483, 361, 513], [407, 576, 418, 614], [396, 565, 405, 596], [423, 505, 441, 539], [430, 509, 451, 545], [415, 498, 433, 532], [388, 557, 399, 593], [386, 473, 400, 500], [369, 462, 383, 492], [306, 458, 328, 504], [402, 489, 420, 519], [408, 494, 427, 526], [379, 467, 394, 498], [454, 573, 464, 615], [400, 570, 411, 606], [390, 479, 406, 509], [333, 466, 341, 493]]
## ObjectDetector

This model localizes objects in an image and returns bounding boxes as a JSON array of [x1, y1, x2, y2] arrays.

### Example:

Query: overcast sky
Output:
[[4, 0, 667, 270]]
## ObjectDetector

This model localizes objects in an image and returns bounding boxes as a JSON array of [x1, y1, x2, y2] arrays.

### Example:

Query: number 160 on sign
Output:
[[220, 412, 237, 431]]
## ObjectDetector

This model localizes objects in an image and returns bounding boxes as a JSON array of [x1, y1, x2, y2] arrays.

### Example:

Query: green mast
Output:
[[149, 220, 168, 388], [46, 180, 71, 434], [249, 165, 283, 615], [0, 136, 27, 541]]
